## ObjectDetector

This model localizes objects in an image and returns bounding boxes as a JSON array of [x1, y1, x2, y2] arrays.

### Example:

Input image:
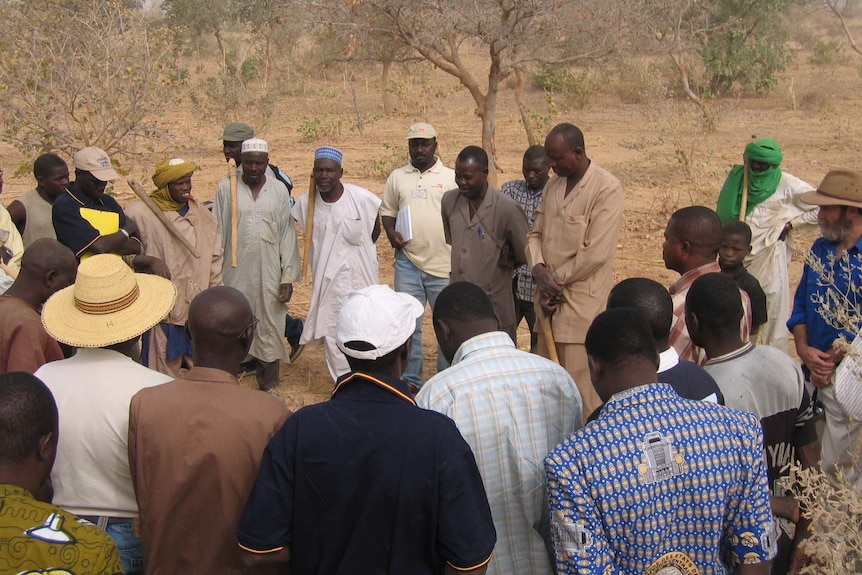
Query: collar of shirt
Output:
[[332, 371, 415, 405], [658, 347, 680, 373], [603, 382, 675, 413], [181, 366, 238, 386], [0, 483, 34, 500], [451, 331, 516, 366], [404, 156, 444, 175], [669, 261, 721, 295], [703, 341, 755, 366], [64, 182, 107, 208]]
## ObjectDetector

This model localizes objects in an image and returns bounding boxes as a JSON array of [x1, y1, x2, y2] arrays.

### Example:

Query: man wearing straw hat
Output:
[[788, 169, 862, 492], [126, 157, 223, 377], [717, 138, 818, 352], [214, 137, 301, 394], [35, 254, 177, 575], [292, 146, 381, 382]]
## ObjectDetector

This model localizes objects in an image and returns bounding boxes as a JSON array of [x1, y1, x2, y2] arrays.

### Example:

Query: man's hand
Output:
[[278, 283, 293, 303], [798, 344, 835, 388], [538, 291, 560, 316], [133, 255, 171, 279], [532, 264, 563, 297], [122, 219, 139, 238], [388, 231, 409, 250]]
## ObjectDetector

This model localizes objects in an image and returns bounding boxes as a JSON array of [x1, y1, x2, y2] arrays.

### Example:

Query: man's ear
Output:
[[679, 240, 693, 257], [433, 318, 451, 346], [37, 431, 56, 463], [686, 310, 701, 341]]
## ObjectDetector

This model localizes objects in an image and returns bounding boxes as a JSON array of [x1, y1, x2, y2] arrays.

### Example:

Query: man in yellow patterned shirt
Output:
[[0, 372, 123, 575]]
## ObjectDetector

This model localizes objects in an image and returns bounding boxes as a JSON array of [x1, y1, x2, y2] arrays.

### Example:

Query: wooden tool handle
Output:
[[739, 156, 750, 221], [534, 296, 559, 364], [228, 159, 238, 268], [127, 179, 201, 258], [301, 174, 315, 279]]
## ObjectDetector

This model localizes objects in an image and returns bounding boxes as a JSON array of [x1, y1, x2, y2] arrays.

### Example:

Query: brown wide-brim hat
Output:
[[800, 169, 862, 210], [42, 254, 177, 348]]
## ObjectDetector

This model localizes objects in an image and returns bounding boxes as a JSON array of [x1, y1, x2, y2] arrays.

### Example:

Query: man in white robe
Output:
[[292, 146, 381, 382], [717, 137, 818, 351], [214, 138, 301, 392]]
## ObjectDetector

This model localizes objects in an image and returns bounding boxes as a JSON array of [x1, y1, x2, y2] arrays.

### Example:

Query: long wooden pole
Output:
[[739, 155, 750, 221], [534, 296, 559, 364], [127, 179, 201, 258], [228, 158, 238, 268], [301, 174, 315, 279]]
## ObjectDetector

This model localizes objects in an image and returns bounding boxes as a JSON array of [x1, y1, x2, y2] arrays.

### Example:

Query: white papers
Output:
[[835, 334, 862, 420], [395, 206, 413, 242]]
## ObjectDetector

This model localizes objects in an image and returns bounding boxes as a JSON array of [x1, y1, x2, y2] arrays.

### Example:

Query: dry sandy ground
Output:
[[2, 20, 858, 408]]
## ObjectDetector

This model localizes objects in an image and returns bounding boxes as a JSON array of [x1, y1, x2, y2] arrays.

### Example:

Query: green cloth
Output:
[[716, 138, 784, 223]]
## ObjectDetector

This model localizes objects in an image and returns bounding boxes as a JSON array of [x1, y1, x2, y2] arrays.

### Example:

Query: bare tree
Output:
[[314, 0, 621, 177], [0, 0, 181, 164]]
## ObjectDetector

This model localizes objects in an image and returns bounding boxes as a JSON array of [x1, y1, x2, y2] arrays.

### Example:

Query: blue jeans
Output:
[[106, 521, 144, 575], [394, 251, 449, 386]]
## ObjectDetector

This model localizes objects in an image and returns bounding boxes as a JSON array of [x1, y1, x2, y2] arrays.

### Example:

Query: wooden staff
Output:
[[534, 295, 559, 364], [738, 155, 750, 221], [127, 179, 200, 258], [301, 174, 315, 279], [228, 158, 239, 268]]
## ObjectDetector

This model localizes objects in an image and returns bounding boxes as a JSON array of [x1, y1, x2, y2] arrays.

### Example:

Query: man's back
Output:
[[0, 295, 63, 374], [0, 484, 124, 575], [417, 332, 581, 575], [129, 367, 289, 574], [546, 383, 775, 575], [35, 348, 172, 515], [238, 371, 496, 574]]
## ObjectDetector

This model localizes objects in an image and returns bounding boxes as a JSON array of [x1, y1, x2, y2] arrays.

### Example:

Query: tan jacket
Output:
[[126, 200, 223, 326], [526, 162, 624, 343]]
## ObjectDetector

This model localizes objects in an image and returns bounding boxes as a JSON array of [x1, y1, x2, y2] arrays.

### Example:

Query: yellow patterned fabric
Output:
[[0, 484, 124, 575]]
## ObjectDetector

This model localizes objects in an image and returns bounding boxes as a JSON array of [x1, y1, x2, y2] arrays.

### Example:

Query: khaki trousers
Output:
[[537, 334, 601, 420]]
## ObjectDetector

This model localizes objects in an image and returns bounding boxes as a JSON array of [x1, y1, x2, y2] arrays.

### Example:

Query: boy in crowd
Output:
[[719, 220, 768, 338]]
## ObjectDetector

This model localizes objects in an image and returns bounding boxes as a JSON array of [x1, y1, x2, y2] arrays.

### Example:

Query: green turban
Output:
[[150, 158, 196, 212], [716, 138, 784, 224]]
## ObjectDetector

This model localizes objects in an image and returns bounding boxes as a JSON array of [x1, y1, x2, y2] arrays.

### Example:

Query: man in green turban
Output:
[[125, 158, 224, 376], [716, 138, 818, 351]]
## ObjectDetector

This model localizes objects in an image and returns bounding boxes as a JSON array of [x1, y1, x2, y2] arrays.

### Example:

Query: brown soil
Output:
[[2, 24, 857, 408]]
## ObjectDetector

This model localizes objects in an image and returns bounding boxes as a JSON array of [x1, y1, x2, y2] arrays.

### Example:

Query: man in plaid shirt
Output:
[[502, 145, 550, 353]]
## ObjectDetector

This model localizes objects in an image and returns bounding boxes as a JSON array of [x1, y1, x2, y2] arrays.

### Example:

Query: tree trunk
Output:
[[214, 28, 227, 75], [514, 66, 541, 146], [381, 59, 394, 115], [481, 77, 500, 185], [669, 51, 711, 120]]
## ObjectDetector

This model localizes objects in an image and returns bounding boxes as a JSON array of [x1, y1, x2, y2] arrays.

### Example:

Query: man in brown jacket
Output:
[[527, 123, 624, 418], [129, 286, 290, 575]]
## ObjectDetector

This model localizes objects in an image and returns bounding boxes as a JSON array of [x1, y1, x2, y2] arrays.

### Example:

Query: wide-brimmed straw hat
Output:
[[42, 254, 177, 348], [801, 169, 862, 210]]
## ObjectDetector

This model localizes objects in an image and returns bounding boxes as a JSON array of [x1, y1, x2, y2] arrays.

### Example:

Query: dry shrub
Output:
[[604, 57, 671, 104]]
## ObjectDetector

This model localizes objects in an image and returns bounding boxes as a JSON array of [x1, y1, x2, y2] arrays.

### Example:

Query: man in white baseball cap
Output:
[[52, 146, 168, 277], [238, 284, 497, 574]]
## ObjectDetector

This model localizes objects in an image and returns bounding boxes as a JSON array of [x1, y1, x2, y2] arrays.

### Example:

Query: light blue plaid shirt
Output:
[[417, 331, 582, 575]]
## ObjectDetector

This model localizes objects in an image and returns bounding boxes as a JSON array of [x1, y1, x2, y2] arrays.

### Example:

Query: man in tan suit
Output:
[[527, 123, 624, 418]]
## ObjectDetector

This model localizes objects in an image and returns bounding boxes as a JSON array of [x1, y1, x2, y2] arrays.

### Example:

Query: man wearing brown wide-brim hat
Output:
[[34, 254, 177, 575], [788, 169, 862, 501]]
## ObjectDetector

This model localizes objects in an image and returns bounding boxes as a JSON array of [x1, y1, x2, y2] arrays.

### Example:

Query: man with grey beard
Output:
[[788, 169, 862, 495]]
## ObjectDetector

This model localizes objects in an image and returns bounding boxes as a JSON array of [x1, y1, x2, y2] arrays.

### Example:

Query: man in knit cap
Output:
[[214, 138, 301, 394], [292, 146, 381, 382], [716, 138, 818, 350], [126, 157, 224, 377]]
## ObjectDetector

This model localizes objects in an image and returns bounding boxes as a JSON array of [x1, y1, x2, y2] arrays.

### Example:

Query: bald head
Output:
[[7, 239, 77, 307], [188, 286, 255, 373]]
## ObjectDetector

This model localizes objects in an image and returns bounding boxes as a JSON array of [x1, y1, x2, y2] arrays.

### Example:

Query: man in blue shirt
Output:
[[546, 308, 775, 575], [238, 284, 497, 574], [788, 168, 862, 489]]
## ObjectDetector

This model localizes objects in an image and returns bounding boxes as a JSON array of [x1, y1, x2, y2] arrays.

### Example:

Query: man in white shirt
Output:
[[36, 254, 177, 575], [380, 123, 457, 389]]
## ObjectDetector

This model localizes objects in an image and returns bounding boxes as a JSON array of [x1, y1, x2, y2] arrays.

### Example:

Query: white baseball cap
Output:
[[336, 285, 424, 360], [74, 147, 120, 182]]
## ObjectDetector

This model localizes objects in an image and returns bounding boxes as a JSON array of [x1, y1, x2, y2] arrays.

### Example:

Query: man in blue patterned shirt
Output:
[[502, 145, 549, 353], [546, 308, 775, 575]]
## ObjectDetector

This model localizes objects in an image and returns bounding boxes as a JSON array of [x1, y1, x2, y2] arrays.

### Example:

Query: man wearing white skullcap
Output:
[[213, 138, 301, 395], [292, 146, 382, 382]]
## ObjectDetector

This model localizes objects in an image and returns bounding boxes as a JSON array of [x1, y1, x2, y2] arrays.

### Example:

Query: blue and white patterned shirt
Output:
[[417, 331, 582, 575], [546, 383, 775, 575], [501, 179, 542, 302]]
